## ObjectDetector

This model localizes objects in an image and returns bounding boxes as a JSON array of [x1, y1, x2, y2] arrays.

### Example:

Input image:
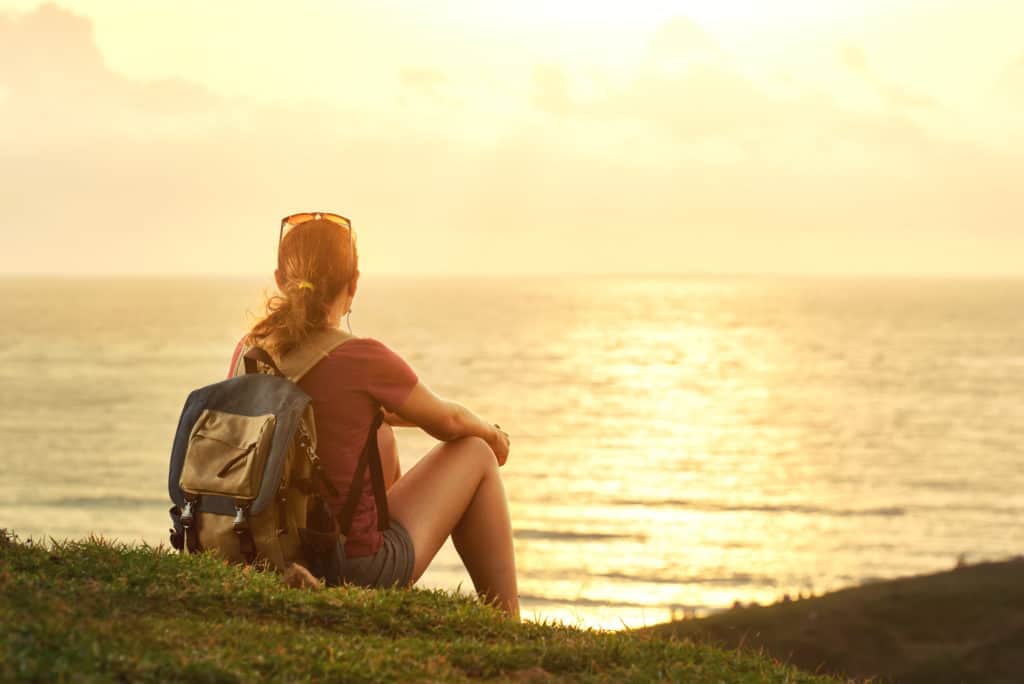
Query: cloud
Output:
[[647, 17, 718, 61], [0, 3, 107, 93], [524, 25, 1022, 245], [530, 27, 775, 142], [0, 5, 412, 274], [531, 64, 572, 116], [399, 67, 447, 96], [0, 3, 214, 115], [1000, 53, 1024, 100], [530, 39, 929, 159], [0, 5, 1021, 277], [839, 42, 940, 112], [593, 63, 783, 140], [840, 44, 868, 73], [878, 84, 940, 110]]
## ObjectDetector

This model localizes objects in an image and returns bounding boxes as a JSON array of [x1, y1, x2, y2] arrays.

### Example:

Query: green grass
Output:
[[0, 530, 834, 683]]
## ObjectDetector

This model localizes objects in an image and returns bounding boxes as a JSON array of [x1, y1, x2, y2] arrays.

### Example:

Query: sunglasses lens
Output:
[[321, 213, 350, 228], [284, 213, 317, 226], [283, 212, 350, 226]]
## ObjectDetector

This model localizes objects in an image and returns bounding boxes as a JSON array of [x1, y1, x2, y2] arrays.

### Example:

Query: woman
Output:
[[228, 212, 519, 617]]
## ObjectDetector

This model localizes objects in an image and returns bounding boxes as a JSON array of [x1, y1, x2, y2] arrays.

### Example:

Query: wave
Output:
[[612, 499, 907, 518], [522, 565, 779, 588], [38, 496, 168, 509], [517, 592, 697, 611], [514, 529, 647, 542], [595, 570, 777, 588]]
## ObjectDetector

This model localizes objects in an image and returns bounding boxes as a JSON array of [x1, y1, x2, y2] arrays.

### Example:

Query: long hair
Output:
[[248, 218, 358, 358]]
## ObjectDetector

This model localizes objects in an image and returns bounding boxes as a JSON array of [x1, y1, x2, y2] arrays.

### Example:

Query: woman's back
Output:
[[229, 336, 418, 556]]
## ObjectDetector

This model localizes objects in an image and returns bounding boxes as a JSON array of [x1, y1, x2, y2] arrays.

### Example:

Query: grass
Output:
[[646, 557, 1024, 683], [0, 529, 835, 683]]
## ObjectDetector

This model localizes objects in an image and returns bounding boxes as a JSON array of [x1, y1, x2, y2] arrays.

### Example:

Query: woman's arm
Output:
[[382, 408, 417, 427], [390, 381, 510, 465]]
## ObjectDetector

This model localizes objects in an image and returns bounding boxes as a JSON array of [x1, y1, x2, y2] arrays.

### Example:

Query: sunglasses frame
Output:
[[279, 211, 352, 245], [278, 211, 356, 279]]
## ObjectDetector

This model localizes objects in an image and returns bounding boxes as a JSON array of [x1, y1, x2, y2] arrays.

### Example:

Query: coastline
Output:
[[646, 556, 1024, 682]]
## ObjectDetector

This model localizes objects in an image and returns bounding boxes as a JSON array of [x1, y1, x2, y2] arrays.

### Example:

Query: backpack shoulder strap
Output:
[[231, 340, 282, 378], [241, 346, 281, 377], [233, 329, 356, 382], [278, 328, 356, 382], [231, 327, 386, 532], [231, 343, 250, 378], [336, 410, 390, 535]]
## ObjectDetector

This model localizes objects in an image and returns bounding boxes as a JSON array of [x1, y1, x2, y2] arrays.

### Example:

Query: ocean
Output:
[[1, 275, 1021, 629]]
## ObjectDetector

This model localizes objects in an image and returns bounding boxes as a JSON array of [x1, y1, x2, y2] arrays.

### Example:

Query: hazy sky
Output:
[[1, 1, 1022, 276]]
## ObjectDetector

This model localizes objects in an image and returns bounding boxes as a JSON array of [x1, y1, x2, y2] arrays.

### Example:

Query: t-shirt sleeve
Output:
[[356, 338, 419, 412]]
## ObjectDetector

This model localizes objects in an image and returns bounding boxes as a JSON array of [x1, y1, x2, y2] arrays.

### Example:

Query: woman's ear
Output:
[[274, 269, 284, 290], [349, 270, 360, 298]]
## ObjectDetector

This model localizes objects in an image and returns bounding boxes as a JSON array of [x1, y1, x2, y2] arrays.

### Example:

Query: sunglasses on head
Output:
[[279, 212, 356, 280], [279, 212, 352, 246]]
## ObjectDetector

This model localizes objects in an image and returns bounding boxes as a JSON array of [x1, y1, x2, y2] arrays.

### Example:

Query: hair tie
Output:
[[297, 280, 315, 292]]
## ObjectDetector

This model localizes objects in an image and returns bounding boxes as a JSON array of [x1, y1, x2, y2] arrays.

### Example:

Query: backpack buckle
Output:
[[232, 504, 250, 534], [180, 495, 202, 554], [233, 503, 257, 564], [181, 499, 196, 528]]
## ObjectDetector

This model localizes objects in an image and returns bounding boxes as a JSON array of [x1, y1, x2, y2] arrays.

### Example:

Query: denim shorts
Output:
[[323, 520, 415, 589]]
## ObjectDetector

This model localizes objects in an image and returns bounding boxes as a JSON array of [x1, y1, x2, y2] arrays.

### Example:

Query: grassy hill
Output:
[[647, 557, 1024, 683], [0, 529, 834, 683]]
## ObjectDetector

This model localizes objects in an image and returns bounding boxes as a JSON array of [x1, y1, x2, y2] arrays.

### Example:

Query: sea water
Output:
[[1, 275, 1022, 629]]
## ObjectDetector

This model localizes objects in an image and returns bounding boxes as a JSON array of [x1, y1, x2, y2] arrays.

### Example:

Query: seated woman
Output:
[[229, 212, 518, 617]]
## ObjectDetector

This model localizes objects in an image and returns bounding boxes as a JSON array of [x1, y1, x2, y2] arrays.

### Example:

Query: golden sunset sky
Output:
[[1, 1, 1022, 276]]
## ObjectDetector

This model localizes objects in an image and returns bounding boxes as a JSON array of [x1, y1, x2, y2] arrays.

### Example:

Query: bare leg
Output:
[[377, 422, 402, 488], [387, 437, 519, 617]]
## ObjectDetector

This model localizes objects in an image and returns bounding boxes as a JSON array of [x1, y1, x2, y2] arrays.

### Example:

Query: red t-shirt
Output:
[[228, 336, 418, 556]]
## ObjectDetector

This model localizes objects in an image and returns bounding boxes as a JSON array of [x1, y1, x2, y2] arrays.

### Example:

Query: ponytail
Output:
[[247, 219, 357, 358]]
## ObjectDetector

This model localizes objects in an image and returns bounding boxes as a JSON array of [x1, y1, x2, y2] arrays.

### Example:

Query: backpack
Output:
[[166, 328, 390, 577]]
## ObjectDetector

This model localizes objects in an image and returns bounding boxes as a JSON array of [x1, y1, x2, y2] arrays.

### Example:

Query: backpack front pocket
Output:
[[180, 409, 277, 500]]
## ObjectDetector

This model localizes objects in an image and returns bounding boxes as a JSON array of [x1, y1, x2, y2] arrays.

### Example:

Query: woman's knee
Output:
[[448, 436, 497, 471]]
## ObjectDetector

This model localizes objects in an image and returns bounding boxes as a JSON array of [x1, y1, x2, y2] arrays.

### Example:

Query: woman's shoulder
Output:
[[319, 336, 419, 393], [332, 336, 392, 355], [326, 336, 412, 366]]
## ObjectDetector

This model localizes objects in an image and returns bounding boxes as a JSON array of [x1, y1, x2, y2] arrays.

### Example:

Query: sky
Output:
[[1, 0, 1022, 277]]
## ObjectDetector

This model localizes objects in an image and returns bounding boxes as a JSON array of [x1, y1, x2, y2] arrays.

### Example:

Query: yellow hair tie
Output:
[[297, 280, 315, 291]]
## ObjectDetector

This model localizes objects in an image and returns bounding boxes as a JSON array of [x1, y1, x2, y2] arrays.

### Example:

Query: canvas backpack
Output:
[[167, 328, 390, 576]]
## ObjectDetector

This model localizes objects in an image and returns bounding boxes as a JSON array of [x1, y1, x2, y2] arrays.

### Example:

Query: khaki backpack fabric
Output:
[[169, 328, 386, 573]]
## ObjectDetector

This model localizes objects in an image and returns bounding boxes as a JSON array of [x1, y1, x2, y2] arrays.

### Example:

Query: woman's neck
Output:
[[326, 291, 352, 330]]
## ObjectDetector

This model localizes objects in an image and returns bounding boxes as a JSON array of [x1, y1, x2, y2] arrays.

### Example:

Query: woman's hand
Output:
[[488, 424, 510, 466]]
